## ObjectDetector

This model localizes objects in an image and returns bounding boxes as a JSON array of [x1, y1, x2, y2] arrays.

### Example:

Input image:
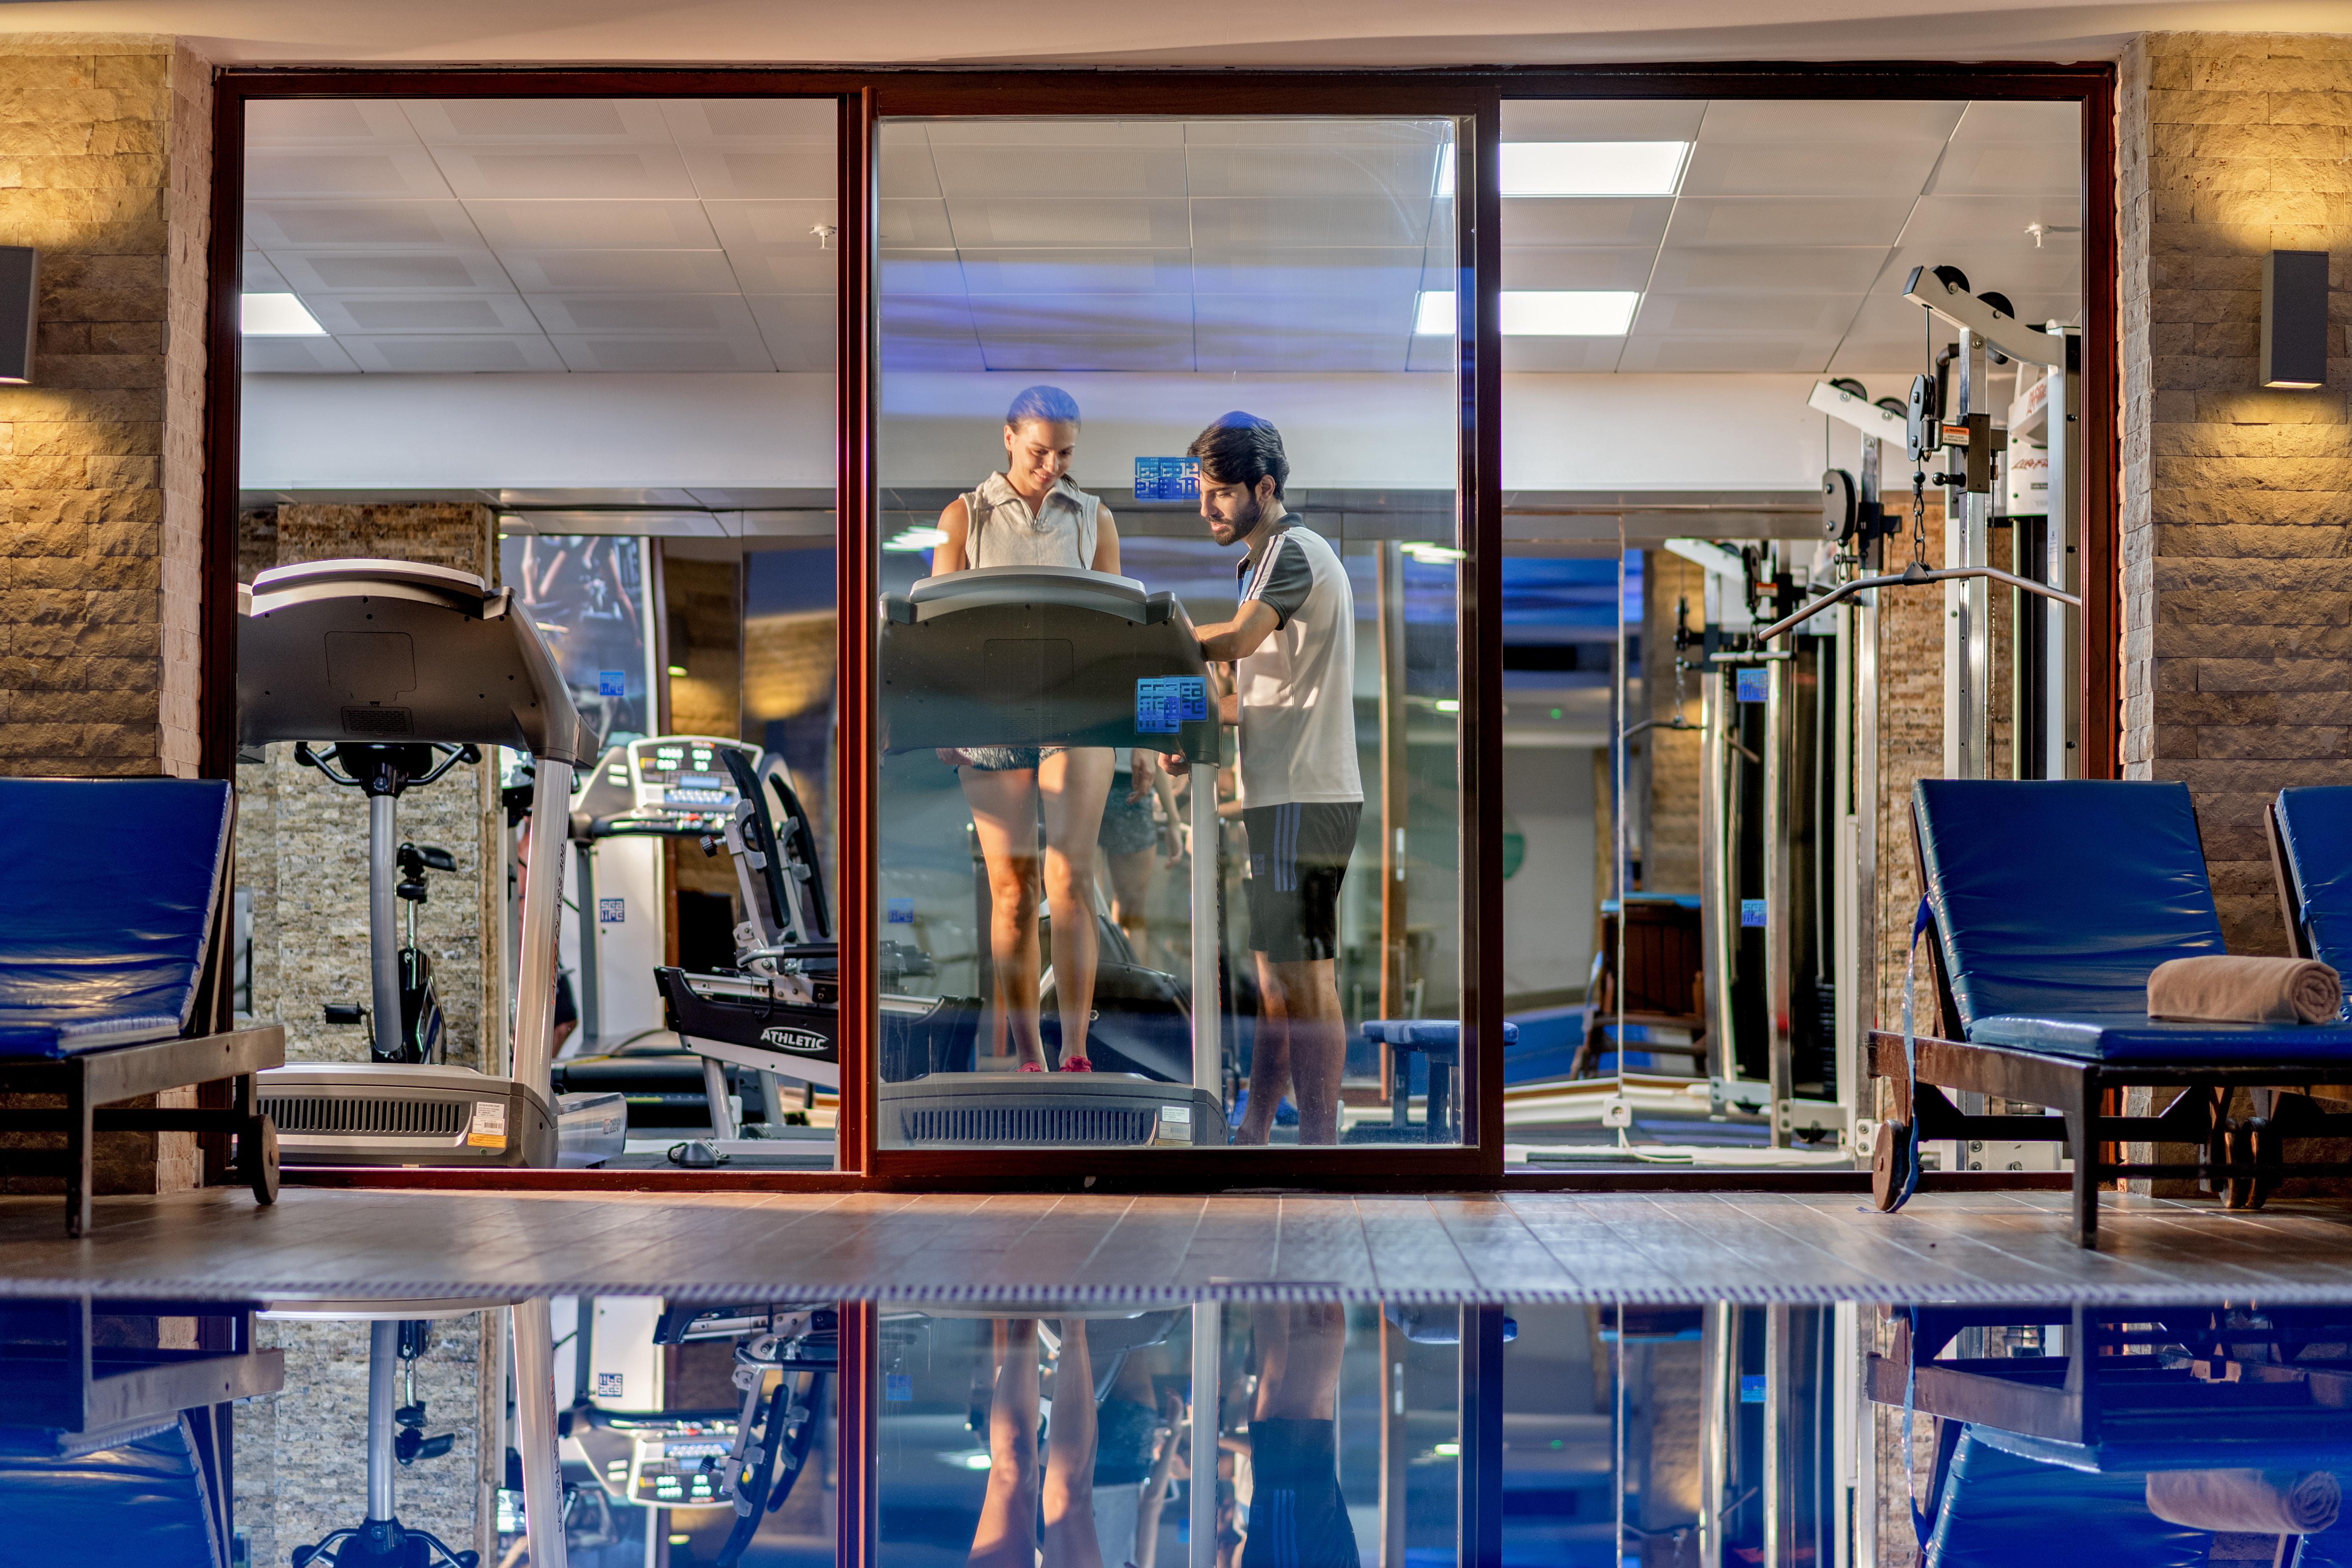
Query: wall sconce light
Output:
[[2262, 249, 2328, 389], [0, 246, 38, 384]]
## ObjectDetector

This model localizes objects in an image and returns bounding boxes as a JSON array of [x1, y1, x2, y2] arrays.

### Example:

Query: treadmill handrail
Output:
[[898, 564, 1160, 626], [248, 556, 493, 615]]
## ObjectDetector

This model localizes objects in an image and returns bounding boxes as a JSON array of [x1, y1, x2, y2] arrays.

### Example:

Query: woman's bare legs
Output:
[[961, 768, 1047, 1068], [1042, 1319, 1105, 1568], [1038, 748, 1115, 1066], [968, 1319, 1042, 1568]]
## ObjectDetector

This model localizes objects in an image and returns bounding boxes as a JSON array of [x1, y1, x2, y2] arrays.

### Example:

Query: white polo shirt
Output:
[[1232, 521, 1361, 808]]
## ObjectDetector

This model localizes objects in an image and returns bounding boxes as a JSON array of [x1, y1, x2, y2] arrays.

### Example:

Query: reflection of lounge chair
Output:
[[1574, 896, 1707, 1078], [1869, 780, 2352, 1246], [0, 779, 283, 1235]]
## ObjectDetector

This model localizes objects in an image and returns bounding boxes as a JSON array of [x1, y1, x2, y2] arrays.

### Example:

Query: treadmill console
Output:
[[572, 735, 759, 841]]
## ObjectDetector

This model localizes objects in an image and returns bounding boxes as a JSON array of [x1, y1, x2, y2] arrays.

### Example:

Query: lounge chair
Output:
[[1870, 779, 2352, 1246], [0, 779, 283, 1235]]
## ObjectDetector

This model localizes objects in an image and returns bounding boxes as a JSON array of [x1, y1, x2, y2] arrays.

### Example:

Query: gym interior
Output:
[[3, 13, 2352, 1568]]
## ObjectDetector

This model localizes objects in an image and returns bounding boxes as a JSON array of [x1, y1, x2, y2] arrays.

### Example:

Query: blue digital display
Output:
[[1136, 676, 1209, 734], [1740, 898, 1767, 929], [598, 669, 627, 697], [1132, 456, 1200, 503], [886, 897, 915, 925], [1735, 667, 1769, 703], [885, 1374, 912, 1402]]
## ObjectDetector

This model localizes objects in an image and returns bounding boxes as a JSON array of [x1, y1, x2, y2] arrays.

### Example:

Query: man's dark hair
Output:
[[1004, 384, 1081, 428], [1187, 411, 1288, 500]]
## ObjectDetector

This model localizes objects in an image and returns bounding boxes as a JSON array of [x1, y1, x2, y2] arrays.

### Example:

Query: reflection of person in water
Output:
[[1234, 1303, 1354, 1568], [931, 386, 1125, 1073], [968, 1318, 1104, 1568]]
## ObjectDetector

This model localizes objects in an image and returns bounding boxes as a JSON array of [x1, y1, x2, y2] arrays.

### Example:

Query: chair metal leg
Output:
[[65, 1067, 91, 1239]]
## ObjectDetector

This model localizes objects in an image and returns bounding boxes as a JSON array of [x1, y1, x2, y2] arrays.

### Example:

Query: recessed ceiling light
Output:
[[241, 292, 327, 336], [1413, 290, 1642, 337], [1502, 142, 1689, 198]]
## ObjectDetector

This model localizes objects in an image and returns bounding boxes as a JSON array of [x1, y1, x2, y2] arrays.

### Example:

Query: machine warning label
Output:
[[599, 897, 626, 924], [1136, 676, 1209, 734], [596, 1371, 625, 1399], [467, 1099, 509, 1149]]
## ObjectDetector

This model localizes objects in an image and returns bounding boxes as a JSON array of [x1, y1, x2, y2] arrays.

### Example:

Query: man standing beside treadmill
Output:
[[1165, 412, 1361, 1146]]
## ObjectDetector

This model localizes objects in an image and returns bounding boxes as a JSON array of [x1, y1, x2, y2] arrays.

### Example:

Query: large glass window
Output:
[[871, 115, 1467, 1152], [233, 96, 844, 1173]]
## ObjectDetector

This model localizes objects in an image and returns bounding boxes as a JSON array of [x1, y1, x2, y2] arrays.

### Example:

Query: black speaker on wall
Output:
[[0, 246, 35, 384], [2262, 249, 2328, 390]]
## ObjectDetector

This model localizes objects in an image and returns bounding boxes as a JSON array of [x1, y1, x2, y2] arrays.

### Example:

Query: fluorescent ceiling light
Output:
[[1502, 142, 1689, 198], [241, 292, 327, 336], [1503, 291, 1640, 335], [885, 526, 949, 554], [1419, 290, 1641, 337]]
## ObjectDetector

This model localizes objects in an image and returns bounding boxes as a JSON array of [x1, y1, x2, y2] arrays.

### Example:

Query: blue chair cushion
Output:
[[2273, 786, 2352, 1018], [1969, 1012, 2352, 1065], [1925, 1428, 2209, 1568], [0, 779, 232, 1059], [0, 1416, 224, 1568], [1915, 780, 2227, 1031], [1359, 1021, 1518, 1056]]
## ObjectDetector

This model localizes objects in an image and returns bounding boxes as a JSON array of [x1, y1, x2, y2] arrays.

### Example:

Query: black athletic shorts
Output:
[[1241, 802, 1361, 964], [1241, 1418, 1359, 1568]]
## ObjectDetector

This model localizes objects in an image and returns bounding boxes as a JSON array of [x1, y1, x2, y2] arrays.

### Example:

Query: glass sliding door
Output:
[[868, 113, 1470, 1155]]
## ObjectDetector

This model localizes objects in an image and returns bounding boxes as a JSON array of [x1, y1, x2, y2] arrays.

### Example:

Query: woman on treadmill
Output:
[[931, 385, 1123, 1072]]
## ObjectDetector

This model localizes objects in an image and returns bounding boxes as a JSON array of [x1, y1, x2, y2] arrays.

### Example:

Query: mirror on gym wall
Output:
[[870, 114, 1468, 1154], [1491, 98, 2085, 1172], [232, 95, 844, 1174]]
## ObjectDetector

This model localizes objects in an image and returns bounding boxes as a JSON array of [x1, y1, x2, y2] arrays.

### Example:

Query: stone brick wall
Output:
[[235, 1314, 493, 1568], [2119, 30, 2352, 956], [0, 35, 209, 778], [239, 504, 504, 1070], [1642, 547, 1705, 896]]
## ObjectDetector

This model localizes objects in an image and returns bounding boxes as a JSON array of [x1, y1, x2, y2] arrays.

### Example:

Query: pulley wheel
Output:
[[1931, 264, 1971, 295], [1821, 468, 1858, 542], [1828, 376, 1869, 400], [245, 1114, 280, 1206]]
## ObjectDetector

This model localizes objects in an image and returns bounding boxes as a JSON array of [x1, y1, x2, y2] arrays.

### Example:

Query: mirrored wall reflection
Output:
[[13, 1294, 2352, 1565], [873, 114, 1468, 1154]]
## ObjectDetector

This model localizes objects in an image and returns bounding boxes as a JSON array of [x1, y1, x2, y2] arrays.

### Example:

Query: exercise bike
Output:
[[299, 740, 476, 1066]]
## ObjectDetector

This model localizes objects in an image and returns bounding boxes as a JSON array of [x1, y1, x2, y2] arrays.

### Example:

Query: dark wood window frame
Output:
[[202, 61, 2117, 1197]]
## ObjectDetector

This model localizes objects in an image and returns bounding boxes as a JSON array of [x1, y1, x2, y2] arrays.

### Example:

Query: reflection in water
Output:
[[7, 1295, 2351, 1565]]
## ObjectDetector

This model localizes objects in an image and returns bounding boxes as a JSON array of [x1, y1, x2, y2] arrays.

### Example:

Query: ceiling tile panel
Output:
[[246, 149, 455, 200], [1193, 248, 1424, 295], [1499, 337, 1625, 372], [1500, 247, 1658, 291], [1663, 197, 1916, 248], [682, 148, 838, 201], [957, 250, 1194, 293], [878, 251, 965, 294], [525, 293, 760, 335], [493, 249, 740, 293], [1181, 120, 1446, 147], [923, 120, 1184, 147], [744, 295, 835, 371], [658, 98, 835, 147], [1633, 292, 1865, 336], [400, 99, 670, 144], [879, 199, 955, 247], [1615, 335, 1846, 373], [1926, 141, 2080, 198], [246, 100, 421, 147], [241, 251, 289, 291], [1189, 196, 1430, 249], [877, 143, 944, 199], [1949, 101, 2082, 145], [931, 146, 1189, 199], [306, 294, 541, 334], [1499, 100, 1707, 142], [1678, 139, 1949, 199], [947, 198, 1193, 249], [1502, 198, 1674, 249], [1697, 100, 1965, 144], [267, 249, 514, 293], [1896, 195, 2085, 248], [726, 248, 838, 293], [1193, 293, 1414, 337], [1195, 329, 1404, 373], [465, 199, 721, 249], [1184, 145, 1441, 203], [703, 199, 840, 253], [431, 147, 697, 200], [548, 335, 776, 372], [977, 334, 1195, 373], [245, 200, 485, 250], [242, 336, 364, 372], [965, 294, 1195, 335], [340, 335, 567, 373], [1646, 245, 1893, 294]]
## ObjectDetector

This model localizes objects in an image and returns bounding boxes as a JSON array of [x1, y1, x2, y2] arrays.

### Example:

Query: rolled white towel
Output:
[[2144, 1468, 2341, 1534]]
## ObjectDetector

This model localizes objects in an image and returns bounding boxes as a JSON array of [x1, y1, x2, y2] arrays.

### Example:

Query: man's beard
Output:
[[1224, 493, 1263, 542]]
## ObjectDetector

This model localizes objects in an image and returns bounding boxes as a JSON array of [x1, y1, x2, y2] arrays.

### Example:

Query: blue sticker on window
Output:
[[598, 897, 626, 925], [1740, 898, 1767, 929], [1136, 675, 1208, 734], [1740, 1374, 1767, 1404], [1132, 456, 1200, 504], [885, 1374, 912, 1402], [886, 897, 914, 925], [1734, 667, 1769, 703], [598, 670, 627, 698]]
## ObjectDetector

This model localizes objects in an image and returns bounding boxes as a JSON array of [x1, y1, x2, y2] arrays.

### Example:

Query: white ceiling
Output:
[[241, 97, 837, 374], [245, 96, 2079, 377], [1500, 97, 2083, 374]]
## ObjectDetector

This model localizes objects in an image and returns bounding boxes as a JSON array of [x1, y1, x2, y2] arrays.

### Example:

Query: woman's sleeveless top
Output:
[[960, 472, 1100, 569]]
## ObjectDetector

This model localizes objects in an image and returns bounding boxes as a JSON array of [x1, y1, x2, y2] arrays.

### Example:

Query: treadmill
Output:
[[876, 564, 1226, 1148], [239, 558, 600, 1168]]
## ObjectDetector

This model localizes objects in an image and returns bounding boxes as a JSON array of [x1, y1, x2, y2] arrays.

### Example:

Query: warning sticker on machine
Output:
[[467, 1099, 509, 1149], [1135, 676, 1208, 734]]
